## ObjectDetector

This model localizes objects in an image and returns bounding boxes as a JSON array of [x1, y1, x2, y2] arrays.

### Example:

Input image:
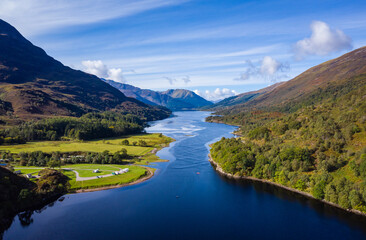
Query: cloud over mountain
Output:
[[82, 60, 125, 82], [235, 56, 289, 82], [164, 76, 191, 85], [194, 88, 238, 101], [294, 21, 352, 60]]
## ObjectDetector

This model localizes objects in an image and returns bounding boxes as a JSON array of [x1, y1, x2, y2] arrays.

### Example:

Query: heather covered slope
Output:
[[0, 19, 170, 122], [205, 82, 284, 111], [215, 47, 366, 116]]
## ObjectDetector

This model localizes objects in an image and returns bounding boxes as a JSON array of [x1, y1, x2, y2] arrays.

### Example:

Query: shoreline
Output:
[[73, 134, 174, 193], [74, 166, 154, 193], [208, 154, 366, 218]]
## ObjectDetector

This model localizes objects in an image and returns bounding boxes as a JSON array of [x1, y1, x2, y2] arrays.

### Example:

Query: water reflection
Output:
[[218, 173, 366, 234]]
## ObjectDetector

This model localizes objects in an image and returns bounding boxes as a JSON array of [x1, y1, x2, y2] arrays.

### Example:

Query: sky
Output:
[[1, 0, 366, 101]]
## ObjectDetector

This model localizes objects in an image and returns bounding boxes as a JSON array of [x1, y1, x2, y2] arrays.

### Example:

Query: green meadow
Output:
[[8, 133, 173, 190], [13, 164, 150, 190], [1, 133, 172, 156], [62, 165, 148, 190]]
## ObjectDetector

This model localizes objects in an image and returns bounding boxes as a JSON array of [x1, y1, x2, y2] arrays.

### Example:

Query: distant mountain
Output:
[[215, 46, 366, 115], [162, 89, 213, 108], [0, 19, 170, 122], [205, 82, 284, 111], [104, 79, 213, 111]]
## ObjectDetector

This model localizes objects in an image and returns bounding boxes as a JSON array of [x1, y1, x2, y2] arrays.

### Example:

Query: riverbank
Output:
[[208, 154, 366, 218]]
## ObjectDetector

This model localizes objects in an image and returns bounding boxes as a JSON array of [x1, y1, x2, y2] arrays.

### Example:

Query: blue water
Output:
[[4, 111, 366, 240]]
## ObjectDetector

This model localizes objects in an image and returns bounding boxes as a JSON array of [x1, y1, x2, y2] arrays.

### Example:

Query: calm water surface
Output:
[[4, 111, 366, 240]]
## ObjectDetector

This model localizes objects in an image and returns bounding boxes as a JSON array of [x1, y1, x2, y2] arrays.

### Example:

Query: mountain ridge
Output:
[[213, 46, 366, 116], [0, 19, 170, 122], [104, 79, 213, 111]]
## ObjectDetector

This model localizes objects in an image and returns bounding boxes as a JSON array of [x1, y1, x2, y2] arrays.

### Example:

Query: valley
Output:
[[1, 2, 366, 239]]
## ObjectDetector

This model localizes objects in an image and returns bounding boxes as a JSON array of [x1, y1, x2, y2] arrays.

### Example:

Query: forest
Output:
[[1, 149, 130, 167], [0, 111, 145, 144], [210, 83, 366, 212]]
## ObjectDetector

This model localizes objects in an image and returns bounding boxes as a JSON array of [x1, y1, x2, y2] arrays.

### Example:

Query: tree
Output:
[[138, 140, 147, 147], [349, 190, 362, 208], [47, 160, 61, 169], [313, 180, 326, 199], [18, 189, 32, 201]]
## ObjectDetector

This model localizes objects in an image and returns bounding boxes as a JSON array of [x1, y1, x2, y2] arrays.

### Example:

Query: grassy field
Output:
[[62, 165, 148, 190], [0, 133, 172, 156], [7, 133, 173, 190], [13, 167, 44, 175], [13, 164, 149, 190], [63, 164, 122, 177]]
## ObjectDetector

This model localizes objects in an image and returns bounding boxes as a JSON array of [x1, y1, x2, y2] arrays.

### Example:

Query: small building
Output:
[[14, 170, 21, 174], [93, 169, 100, 173], [119, 168, 129, 174], [26, 174, 32, 178]]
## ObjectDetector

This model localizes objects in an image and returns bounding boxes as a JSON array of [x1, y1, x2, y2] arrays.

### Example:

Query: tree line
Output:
[[1, 149, 131, 167], [0, 111, 144, 144]]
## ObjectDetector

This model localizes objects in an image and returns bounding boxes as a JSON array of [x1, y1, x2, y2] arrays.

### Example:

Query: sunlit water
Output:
[[4, 111, 366, 240]]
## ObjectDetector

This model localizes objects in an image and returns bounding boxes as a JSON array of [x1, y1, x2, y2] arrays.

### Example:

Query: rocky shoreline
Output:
[[208, 154, 366, 218]]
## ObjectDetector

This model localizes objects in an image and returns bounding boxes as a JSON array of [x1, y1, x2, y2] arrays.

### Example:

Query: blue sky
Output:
[[1, 0, 366, 101]]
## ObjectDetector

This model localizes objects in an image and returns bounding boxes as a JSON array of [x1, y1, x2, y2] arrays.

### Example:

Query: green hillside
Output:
[[209, 47, 366, 213]]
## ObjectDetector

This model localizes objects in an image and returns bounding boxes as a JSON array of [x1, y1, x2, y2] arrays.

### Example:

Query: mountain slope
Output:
[[217, 47, 366, 116], [206, 82, 284, 111], [162, 89, 213, 108], [0, 19, 170, 121], [104, 79, 213, 110], [208, 47, 366, 214]]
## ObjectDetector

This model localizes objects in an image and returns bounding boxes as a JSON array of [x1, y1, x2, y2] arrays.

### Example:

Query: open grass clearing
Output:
[[12, 164, 149, 190], [63, 165, 147, 190], [0, 133, 172, 156]]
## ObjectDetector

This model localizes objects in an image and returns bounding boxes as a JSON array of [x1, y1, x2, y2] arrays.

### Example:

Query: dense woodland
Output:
[[0, 111, 145, 144], [210, 82, 366, 212], [1, 149, 131, 167]]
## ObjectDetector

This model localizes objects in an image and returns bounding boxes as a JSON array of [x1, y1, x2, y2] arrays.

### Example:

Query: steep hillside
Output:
[[206, 82, 284, 111], [216, 47, 366, 116], [104, 79, 212, 110], [208, 47, 366, 214], [0, 19, 170, 122], [0, 167, 69, 235]]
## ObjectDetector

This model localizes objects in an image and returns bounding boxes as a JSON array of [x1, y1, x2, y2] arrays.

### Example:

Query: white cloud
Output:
[[235, 56, 289, 82], [108, 68, 125, 82], [194, 88, 238, 101], [294, 21, 352, 60], [82, 60, 125, 82], [0, 0, 188, 35], [164, 76, 191, 85], [261, 56, 282, 75], [164, 76, 177, 85], [182, 76, 191, 84]]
